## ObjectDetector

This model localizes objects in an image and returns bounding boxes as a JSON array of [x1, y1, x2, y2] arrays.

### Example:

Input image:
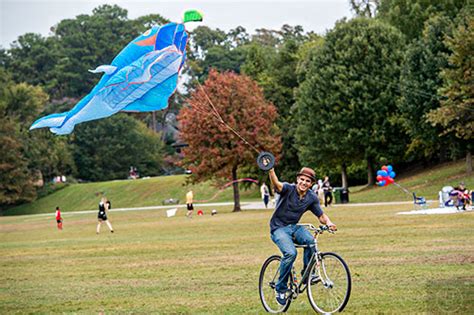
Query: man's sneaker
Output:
[[275, 291, 287, 306]]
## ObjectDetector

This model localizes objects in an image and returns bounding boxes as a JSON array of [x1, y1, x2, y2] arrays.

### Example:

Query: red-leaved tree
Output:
[[178, 69, 282, 211]]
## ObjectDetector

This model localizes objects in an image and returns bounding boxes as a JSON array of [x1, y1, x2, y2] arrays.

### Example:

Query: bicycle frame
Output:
[[288, 224, 327, 298], [259, 223, 350, 314]]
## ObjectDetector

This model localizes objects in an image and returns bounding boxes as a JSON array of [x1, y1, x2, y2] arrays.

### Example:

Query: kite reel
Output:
[[257, 152, 275, 171]]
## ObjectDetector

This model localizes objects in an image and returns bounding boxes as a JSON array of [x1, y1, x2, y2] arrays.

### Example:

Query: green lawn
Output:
[[1, 203, 473, 313], [350, 160, 474, 203], [4, 175, 261, 216]]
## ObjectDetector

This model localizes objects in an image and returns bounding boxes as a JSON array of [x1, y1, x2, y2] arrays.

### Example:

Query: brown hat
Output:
[[297, 167, 316, 183]]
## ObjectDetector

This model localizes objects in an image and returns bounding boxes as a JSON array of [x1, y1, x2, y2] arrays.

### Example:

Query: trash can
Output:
[[333, 188, 342, 204], [340, 188, 349, 204]]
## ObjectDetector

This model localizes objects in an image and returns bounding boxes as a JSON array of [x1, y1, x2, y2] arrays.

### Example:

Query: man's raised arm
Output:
[[269, 168, 283, 192]]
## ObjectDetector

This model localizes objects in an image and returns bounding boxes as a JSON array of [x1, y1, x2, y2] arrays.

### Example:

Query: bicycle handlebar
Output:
[[297, 223, 336, 234]]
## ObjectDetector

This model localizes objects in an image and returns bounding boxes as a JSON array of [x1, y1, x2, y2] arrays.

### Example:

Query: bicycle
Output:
[[259, 224, 351, 313]]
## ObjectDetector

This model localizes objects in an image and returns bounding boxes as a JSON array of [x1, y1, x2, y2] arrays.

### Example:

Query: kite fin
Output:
[[30, 112, 68, 130], [88, 65, 118, 75]]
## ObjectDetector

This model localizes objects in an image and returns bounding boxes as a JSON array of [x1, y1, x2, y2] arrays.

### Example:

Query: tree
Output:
[[188, 26, 249, 82], [50, 5, 144, 97], [427, 14, 473, 172], [3, 34, 60, 91], [398, 15, 455, 161], [242, 25, 310, 180], [0, 116, 36, 208], [226, 26, 250, 47], [189, 26, 227, 59], [72, 114, 165, 181], [3, 5, 166, 99], [350, 0, 380, 18], [252, 28, 281, 47], [294, 18, 405, 187], [377, 0, 466, 41], [178, 69, 281, 211], [0, 70, 59, 208], [4, 82, 76, 181]]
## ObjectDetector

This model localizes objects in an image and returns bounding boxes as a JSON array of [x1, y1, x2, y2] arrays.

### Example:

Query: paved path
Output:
[[19, 200, 441, 218], [23, 202, 238, 217], [240, 200, 436, 210]]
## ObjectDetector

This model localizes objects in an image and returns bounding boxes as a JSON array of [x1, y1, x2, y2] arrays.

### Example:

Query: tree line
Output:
[[0, 1, 472, 210]]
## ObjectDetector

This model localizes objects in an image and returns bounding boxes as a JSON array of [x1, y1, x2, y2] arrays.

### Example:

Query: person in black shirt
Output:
[[322, 176, 333, 207]]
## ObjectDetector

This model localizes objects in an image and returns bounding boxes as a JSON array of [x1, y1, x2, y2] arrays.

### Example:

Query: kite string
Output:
[[392, 182, 413, 196], [195, 80, 262, 155]]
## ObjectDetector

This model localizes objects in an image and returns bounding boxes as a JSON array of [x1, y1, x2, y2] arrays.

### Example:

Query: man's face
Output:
[[296, 175, 313, 193]]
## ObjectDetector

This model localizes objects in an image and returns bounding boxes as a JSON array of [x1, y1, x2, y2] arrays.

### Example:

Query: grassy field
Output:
[[4, 160, 474, 216], [1, 203, 473, 314], [350, 161, 474, 203], [4, 175, 261, 216]]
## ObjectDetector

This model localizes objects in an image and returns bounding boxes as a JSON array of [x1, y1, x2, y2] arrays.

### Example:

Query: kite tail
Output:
[[30, 112, 68, 130]]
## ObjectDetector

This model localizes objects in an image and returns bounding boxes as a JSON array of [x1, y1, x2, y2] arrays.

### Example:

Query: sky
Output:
[[0, 0, 354, 48]]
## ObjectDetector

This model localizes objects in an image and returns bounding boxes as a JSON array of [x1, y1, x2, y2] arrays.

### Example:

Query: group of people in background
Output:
[[451, 182, 472, 210], [261, 175, 334, 208], [54, 196, 114, 233], [313, 176, 333, 207], [128, 166, 139, 179]]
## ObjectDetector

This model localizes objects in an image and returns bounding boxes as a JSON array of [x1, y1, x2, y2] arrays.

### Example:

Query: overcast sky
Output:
[[0, 0, 354, 48]]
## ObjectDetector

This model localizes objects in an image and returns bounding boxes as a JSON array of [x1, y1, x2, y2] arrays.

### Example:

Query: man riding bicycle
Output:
[[268, 166, 337, 306]]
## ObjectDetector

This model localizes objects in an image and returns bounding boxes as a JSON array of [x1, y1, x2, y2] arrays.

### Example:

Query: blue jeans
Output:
[[271, 224, 316, 293]]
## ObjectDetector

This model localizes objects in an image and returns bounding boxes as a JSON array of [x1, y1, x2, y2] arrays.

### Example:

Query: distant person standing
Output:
[[312, 179, 325, 205], [322, 176, 333, 207], [186, 190, 194, 218], [55, 206, 63, 230], [97, 197, 114, 234], [260, 183, 270, 208], [272, 187, 280, 207]]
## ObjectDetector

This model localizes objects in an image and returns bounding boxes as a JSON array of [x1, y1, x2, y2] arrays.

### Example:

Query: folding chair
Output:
[[413, 192, 428, 210]]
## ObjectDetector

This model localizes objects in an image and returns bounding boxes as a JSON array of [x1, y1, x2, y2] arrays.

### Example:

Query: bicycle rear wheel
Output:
[[259, 255, 292, 313], [307, 252, 351, 313]]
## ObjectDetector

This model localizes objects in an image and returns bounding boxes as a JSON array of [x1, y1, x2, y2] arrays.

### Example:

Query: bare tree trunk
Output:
[[439, 145, 447, 163], [232, 165, 241, 212], [152, 111, 157, 132], [367, 157, 375, 186], [341, 162, 348, 189], [467, 151, 472, 173]]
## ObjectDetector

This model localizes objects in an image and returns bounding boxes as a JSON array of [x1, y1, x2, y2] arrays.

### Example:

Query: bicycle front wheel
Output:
[[259, 255, 292, 313], [307, 252, 351, 313]]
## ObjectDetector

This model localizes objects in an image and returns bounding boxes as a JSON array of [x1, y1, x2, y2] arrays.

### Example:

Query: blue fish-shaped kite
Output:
[[30, 22, 189, 135]]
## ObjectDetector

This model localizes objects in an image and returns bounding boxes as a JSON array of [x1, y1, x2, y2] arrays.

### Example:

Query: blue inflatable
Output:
[[30, 22, 188, 135]]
